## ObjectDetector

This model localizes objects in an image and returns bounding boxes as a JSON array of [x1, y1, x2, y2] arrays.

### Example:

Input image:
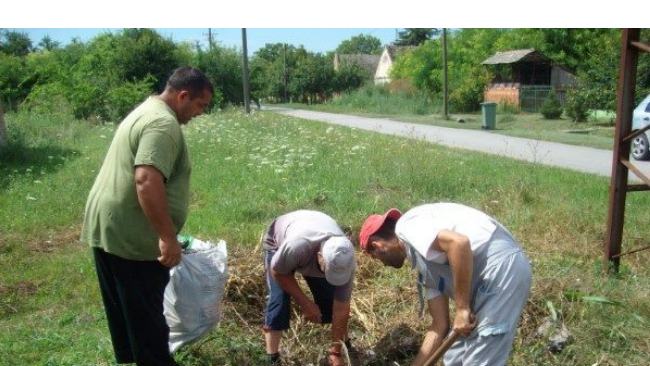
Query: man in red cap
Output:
[[359, 203, 531, 366]]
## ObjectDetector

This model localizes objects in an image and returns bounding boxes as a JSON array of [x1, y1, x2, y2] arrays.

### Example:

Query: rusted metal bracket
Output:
[[611, 244, 650, 259], [630, 41, 650, 53], [622, 124, 650, 143], [620, 159, 650, 186]]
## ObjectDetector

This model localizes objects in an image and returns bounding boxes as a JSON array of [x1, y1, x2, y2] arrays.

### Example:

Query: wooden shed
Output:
[[482, 49, 577, 112]]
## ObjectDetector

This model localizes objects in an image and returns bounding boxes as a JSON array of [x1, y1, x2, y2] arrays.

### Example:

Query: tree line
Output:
[[0, 29, 371, 122], [1, 28, 649, 122], [391, 28, 650, 112]]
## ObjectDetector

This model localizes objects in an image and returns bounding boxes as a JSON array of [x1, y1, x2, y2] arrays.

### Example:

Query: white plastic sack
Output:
[[164, 238, 228, 353]]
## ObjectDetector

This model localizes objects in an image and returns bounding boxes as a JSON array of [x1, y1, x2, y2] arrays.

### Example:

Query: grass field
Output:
[[1, 108, 648, 365], [281, 101, 617, 151]]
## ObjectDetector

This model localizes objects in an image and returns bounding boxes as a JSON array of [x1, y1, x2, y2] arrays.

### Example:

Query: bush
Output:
[[20, 82, 73, 116], [386, 79, 417, 96], [105, 77, 155, 122], [540, 90, 563, 119], [565, 88, 589, 122], [0, 53, 31, 111], [333, 64, 368, 93], [449, 67, 491, 113]]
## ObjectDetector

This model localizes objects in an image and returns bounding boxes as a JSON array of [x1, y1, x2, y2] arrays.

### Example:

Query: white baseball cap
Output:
[[321, 236, 356, 286]]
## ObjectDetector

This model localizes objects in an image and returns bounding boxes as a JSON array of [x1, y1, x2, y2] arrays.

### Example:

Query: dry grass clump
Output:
[[221, 248, 430, 365], [222, 245, 267, 339]]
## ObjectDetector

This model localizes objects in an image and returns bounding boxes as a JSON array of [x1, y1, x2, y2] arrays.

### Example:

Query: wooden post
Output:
[[604, 29, 640, 273], [241, 28, 251, 114]]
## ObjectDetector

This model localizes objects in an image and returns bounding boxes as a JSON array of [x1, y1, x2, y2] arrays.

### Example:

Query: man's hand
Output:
[[452, 307, 476, 336], [300, 300, 322, 323], [158, 237, 182, 268]]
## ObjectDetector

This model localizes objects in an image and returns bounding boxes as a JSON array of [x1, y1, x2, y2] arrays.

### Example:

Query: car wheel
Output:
[[632, 132, 650, 160]]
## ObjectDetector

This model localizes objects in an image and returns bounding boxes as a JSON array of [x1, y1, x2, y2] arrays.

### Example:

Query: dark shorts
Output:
[[263, 250, 335, 331]]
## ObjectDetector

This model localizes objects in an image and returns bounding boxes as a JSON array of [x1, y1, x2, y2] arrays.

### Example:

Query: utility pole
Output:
[[442, 28, 449, 120], [283, 43, 288, 103], [241, 28, 251, 114], [208, 28, 213, 52]]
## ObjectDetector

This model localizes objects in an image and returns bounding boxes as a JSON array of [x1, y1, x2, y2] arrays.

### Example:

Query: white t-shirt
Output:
[[395, 203, 498, 264]]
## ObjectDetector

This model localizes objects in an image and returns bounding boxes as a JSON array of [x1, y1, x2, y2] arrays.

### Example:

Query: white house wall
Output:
[[374, 48, 393, 85]]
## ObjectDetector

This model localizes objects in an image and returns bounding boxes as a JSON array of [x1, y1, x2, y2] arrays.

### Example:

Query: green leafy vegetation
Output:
[[336, 34, 382, 55], [540, 90, 563, 120]]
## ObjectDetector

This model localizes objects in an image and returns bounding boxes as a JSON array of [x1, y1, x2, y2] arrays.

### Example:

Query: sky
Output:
[[14, 28, 402, 55], [3, 0, 640, 30], [2, 0, 642, 52]]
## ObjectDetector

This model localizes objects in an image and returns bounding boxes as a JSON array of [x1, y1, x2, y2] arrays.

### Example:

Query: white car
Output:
[[632, 94, 650, 160]]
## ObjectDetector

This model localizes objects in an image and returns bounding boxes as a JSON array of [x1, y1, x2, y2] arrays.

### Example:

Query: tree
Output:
[[196, 45, 244, 107], [250, 43, 307, 103], [333, 64, 368, 93], [336, 34, 382, 55], [37, 35, 60, 51], [0, 30, 32, 56], [0, 53, 31, 111], [289, 53, 334, 103], [112, 29, 180, 92], [394, 28, 438, 46]]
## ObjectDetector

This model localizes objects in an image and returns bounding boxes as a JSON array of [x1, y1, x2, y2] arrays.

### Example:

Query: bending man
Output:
[[261, 210, 356, 366], [359, 203, 531, 366]]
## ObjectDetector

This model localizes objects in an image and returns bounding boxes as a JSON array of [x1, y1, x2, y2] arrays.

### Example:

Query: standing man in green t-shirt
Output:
[[82, 67, 213, 366]]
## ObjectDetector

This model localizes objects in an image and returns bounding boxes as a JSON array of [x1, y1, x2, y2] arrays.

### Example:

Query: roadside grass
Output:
[[1, 109, 649, 365], [281, 98, 617, 150]]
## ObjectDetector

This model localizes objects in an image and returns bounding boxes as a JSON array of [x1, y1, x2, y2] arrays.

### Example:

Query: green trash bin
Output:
[[481, 102, 497, 130]]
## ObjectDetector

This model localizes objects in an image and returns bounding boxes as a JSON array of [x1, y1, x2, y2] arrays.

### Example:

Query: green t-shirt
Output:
[[82, 96, 191, 260]]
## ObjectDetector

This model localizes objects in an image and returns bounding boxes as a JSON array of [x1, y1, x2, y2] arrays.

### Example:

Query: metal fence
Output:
[[519, 85, 552, 112]]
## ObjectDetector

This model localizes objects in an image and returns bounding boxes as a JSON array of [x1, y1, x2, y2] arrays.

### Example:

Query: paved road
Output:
[[268, 107, 650, 182]]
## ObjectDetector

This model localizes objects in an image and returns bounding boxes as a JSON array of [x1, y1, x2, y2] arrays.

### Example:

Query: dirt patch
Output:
[[368, 323, 421, 365], [26, 227, 82, 253], [0, 280, 40, 316]]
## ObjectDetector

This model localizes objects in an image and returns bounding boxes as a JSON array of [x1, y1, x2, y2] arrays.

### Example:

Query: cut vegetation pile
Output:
[[1, 109, 648, 366]]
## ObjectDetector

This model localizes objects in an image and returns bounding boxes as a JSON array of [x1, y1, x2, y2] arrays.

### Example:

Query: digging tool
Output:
[[422, 330, 460, 366]]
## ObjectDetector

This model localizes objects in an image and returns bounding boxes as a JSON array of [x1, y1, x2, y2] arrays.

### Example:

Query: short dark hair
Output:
[[166, 67, 214, 98]]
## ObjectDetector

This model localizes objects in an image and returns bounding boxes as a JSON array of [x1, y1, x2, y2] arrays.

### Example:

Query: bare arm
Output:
[[134, 165, 181, 267], [271, 269, 321, 323], [433, 229, 475, 335], [411, 295, 450, 366], [326, 298, 351, 366], [330, 298, 350, 349]]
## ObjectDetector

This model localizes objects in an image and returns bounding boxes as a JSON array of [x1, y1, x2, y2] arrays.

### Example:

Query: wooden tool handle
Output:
[[422, 330, 460, 366]]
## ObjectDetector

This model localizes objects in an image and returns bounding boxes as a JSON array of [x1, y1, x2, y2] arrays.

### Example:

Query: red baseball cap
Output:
[[359, 208, 402, 251]]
